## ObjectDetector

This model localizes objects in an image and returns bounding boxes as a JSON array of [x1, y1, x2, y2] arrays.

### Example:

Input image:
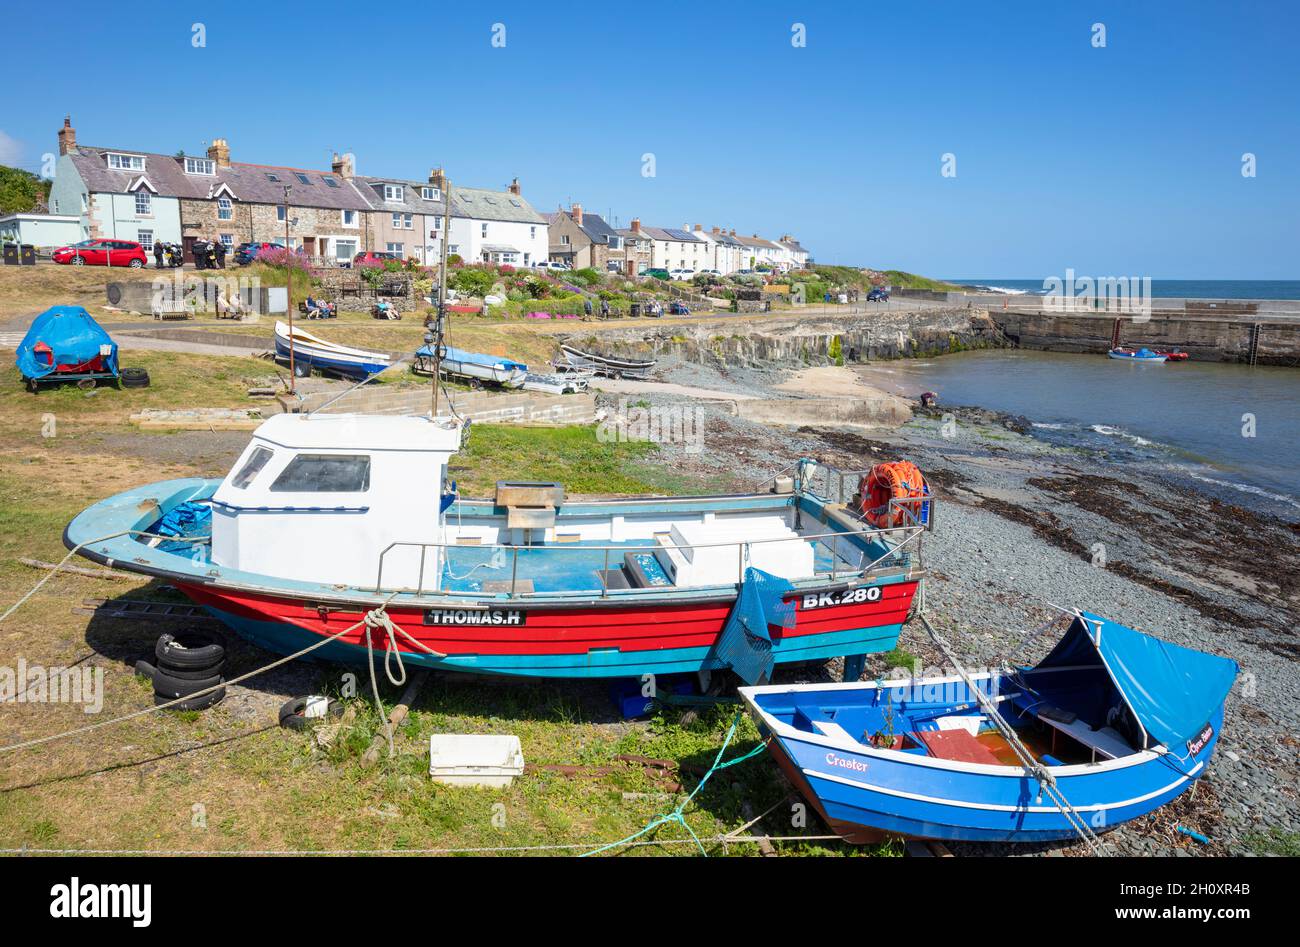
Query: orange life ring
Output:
[[856, 461, 927, 528]]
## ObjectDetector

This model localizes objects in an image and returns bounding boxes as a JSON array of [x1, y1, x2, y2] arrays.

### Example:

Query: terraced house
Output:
[[46, 118, 547, 266]]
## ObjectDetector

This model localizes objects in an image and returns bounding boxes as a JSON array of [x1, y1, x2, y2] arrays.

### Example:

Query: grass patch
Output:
[[1243, 828, 1300, 856], [881, 647, 920, 674]]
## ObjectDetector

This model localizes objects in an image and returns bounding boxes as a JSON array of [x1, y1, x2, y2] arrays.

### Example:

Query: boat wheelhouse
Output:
[[66, 413, 932, 680]]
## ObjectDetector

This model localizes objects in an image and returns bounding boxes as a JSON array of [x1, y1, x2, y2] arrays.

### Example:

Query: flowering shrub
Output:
[[258, 247, 312, 272]]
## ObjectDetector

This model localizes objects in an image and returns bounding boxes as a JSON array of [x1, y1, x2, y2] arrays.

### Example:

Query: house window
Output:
[[294, 173, 313, 186], [220, 234, 234, 248], [217, 197, 233, 220], [134, 190, 152, 215], [270, 454, 371, 493], [404, 213, 414, 229], [432, 216, 441, 231], [386, 242, 404, 256], [137, 229, 153, 251], [560, 235, 570, 245], [421, 186, 439, 201], [184, 157, 215, 175], [265, 173, 280, 182], [277, 206, 287, 222], [80, 193, 88, 212], [342, 210, 357, 227], [335, 240, 357, 262], [480, 223, 488, 237], [391, 212, 402, 228], [384, 185, 404, 202], [107, 153, 145, 171], [530, 226, 536, 239]]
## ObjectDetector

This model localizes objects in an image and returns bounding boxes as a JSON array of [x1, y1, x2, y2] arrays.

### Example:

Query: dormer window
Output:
[[184, 157, 215, 175], [421, 186, 439, 201], [384, 185, 404, 202], [135, 190, 152, 215], [107, 153, 145, 171]]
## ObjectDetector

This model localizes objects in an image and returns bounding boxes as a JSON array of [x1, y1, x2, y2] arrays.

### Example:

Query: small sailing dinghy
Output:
[[274, 321, 390, 380], [1108, 347, 1167, 362], [740, 611, 1236, 844], [65, 423, 931, 681]]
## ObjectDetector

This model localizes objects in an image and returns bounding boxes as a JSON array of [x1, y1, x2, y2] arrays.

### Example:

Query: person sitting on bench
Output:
[[373, 299, 399, 320], [304, 296, 335, 319]]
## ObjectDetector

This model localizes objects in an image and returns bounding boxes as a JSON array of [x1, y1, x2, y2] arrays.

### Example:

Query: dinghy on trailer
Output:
[[273, 320, 391, 380], [65, 420, 932, 682], [740, 611, 1237, 844]]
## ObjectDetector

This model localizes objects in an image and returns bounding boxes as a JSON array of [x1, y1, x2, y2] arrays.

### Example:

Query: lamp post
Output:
[[282, 184, 295, 392]]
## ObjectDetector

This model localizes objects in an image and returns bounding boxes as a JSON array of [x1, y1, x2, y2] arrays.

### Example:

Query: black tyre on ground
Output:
[[120, 367, 150, 388], [278, 696, 345, 731], [151, 666, 223, 699], [153, 657, 225, 681], [154, 687, 225, 711], [156, 629, 225, 670]]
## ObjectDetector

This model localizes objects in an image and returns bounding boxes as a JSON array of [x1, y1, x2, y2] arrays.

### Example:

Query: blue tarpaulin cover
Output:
[[416, 344, 527, 371], [1036, 612, 1238, 749], [16, 306, 119, 380], [713, 567, 797, 685]]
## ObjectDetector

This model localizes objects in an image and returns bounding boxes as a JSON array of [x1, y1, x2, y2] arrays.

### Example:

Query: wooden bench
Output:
[[1036, 712, 1132, 761]]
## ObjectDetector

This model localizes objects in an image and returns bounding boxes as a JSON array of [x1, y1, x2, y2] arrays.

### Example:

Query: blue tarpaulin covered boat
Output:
[[415, 344, 528, 388], [741, 611, 1237, 843], [16, 305, 119, 389]]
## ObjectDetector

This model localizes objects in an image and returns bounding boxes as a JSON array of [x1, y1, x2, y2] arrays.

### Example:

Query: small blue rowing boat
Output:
[[1108, 347, 1167, 362], [740, 611, 1236, 844]]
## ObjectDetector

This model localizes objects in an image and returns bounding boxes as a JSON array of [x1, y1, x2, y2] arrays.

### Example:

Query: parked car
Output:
[[698, 268, 722, 277], [233, 241, 284, 266], [641, 268, 670, 280], [669, 268, 696, 281], [52, 239, 148, 268], [353, 250, 403, 266], [534, 260, 571, 271], [867, 287, 890, 302]]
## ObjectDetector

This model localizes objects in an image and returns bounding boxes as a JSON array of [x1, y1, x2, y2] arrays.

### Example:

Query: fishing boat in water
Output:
[[64, 415, 932, 681], [1107, 347, 1167, 363], [740, 611, 1236, 843], [274, 321, 391, 380]]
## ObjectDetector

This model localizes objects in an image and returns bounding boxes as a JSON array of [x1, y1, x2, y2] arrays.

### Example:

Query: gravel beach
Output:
[[594, 356, 1300, 857]]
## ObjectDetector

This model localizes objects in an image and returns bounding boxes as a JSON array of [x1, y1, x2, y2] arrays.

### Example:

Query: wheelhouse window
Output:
[[231, 446, 274, 489], [270, 454, 371, 493], [184, 157, 215, 176]]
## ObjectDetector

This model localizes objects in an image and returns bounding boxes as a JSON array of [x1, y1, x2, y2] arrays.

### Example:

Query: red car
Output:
[[53, 239, 149, 268]]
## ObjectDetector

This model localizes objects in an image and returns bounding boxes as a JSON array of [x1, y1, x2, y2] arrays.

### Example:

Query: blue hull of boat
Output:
[[274, 337, 388, 380]]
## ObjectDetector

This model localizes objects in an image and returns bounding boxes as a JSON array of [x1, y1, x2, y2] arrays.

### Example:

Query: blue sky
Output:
[[4, 1, 1296, 278]]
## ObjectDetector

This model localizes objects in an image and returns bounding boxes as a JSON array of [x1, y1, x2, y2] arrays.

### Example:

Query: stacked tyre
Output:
[[141, 630, 226, 710]]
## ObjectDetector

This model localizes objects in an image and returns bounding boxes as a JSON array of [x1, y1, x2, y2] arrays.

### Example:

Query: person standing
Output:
[[599, 298, 610, 319], [583, 297, 593, 319], [153, 241, 164, 269], [213, 237, 226, 269]]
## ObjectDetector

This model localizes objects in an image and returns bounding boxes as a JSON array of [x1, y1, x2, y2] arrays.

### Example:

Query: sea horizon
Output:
[[945, 278, 1300, 300]]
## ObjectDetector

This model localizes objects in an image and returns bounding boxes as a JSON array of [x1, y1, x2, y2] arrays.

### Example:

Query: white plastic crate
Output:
[[428, 734, 525, 788]]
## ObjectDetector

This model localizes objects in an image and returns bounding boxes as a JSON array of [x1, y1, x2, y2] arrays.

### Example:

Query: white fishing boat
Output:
[[274, 321, 391, 380]]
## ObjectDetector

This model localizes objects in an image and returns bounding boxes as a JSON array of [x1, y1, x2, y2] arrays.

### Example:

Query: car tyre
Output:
[[120, 367, 150, 389], [155, 687, 224, 711], [278, 696, 345, 731], [71, 255, 85, 266], [156, 629, 225, 670]]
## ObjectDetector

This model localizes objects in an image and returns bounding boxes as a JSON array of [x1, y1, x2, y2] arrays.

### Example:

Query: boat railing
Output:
[[372, 520, 928, 600]]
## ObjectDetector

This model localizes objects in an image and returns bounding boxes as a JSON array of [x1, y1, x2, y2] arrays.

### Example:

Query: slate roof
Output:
[[450, 186, 545, 224], [67, 146, 372, 210], [661, 227, 703, 243], [779, 238, 808, 254], [552, 209, 620, 245], [736, 234, 782, 250], [353, 176, 448, 216]]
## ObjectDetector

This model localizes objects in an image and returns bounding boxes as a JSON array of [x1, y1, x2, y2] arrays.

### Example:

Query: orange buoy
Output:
[[854, 461, 929, 528]]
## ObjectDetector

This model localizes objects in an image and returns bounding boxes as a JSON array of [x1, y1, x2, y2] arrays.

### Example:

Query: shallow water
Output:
[[858, 350, 1300, 514]]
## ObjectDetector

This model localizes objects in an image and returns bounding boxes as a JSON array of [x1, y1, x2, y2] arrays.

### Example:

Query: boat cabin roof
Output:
[[251, 413, 463, 453]]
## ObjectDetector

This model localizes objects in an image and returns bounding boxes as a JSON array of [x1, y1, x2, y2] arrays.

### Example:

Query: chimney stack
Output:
[[429, 167, 446, 190], [57, 115, 76, 156], [711, 226, 720, 235], [571, 203, 583, 226], [508, 177, 521, 195], [729, 228, 737, 236], [331, 152, 354, 179], [694, 224, 702, 231], [206, 137, 231, 167], [630, 218, 641, 233]]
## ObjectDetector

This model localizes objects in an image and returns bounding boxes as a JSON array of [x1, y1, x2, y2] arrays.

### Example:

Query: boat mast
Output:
[[431, 170, 452, 418]]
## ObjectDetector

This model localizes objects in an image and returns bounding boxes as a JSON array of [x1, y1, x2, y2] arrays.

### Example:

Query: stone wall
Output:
[[295, 386, 597, 424]]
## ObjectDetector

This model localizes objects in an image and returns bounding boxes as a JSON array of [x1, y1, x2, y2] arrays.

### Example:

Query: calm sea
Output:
[[947, 279, 1300, 300], [858, 350, 1300, 519]]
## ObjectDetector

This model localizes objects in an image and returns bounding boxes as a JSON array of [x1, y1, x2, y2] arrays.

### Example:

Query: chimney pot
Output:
[[206, 137, 231, 167], [630, 218, 641, 233], [694, 223, 702, 231], [711, 226, 720, 234], [331, 152, 354, 179], [429, 167, 446, 189], [57, 115, 77, 156], [508, 177, 521, 195]]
